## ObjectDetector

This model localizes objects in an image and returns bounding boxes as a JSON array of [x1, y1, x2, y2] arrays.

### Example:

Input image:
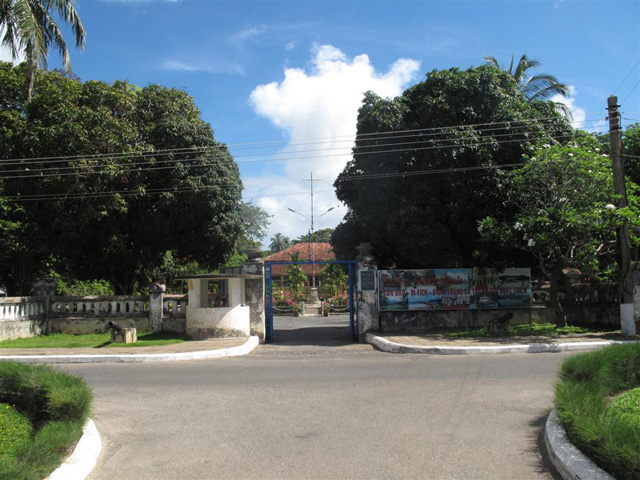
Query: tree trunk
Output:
[[548, 272, 567, 328]]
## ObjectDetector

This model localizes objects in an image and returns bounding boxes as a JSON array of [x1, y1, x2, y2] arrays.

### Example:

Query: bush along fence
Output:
[[0, 279, 188, 342]]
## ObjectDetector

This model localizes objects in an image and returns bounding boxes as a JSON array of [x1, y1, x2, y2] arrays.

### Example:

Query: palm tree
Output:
[[269, 233, 290, 253], [483, 53, 571, 117], [0, 0, 86, 99]]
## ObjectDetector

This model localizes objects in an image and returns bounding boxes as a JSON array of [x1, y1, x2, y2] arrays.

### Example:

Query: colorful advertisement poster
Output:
[[378, 268, 532, 311]]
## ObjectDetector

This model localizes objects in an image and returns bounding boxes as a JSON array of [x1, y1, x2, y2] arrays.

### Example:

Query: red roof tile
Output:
[[265, 242, 335, 277]]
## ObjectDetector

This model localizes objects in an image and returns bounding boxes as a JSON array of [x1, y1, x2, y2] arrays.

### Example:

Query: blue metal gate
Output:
[[265, 260, 358, 342]]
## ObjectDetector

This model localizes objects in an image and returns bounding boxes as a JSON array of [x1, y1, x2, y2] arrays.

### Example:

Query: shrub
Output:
[[0, 362, 92, 480], [555, 343, 640, 480]]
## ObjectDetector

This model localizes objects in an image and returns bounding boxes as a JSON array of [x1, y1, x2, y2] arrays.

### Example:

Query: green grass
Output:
[[0, 362, 93, 480], [555, 343, 640, 480], [0, 331, 189, 349], [429, 322, 618, 338], [0, 404, 32, 460]]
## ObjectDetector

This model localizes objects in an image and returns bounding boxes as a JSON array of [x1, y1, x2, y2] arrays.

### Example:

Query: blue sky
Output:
[[2, 0, 639, 245]]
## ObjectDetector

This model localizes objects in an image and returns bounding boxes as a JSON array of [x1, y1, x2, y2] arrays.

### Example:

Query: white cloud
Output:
[[551, 85, 586, 129], [246, 44, 420, 244], [232, 25, 267, 42], [284, 41, 296, 51], [161, 59, 244, 75]]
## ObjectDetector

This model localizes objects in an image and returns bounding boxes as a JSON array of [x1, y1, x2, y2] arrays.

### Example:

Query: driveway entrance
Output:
[[264, 260, 358, 343]]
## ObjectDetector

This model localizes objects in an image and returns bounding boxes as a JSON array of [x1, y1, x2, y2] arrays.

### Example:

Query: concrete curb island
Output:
[[366, 333, 639, 355], [0, 336, 260, 364], [46, 419, 101, 480], [544, 409, 614, 480]]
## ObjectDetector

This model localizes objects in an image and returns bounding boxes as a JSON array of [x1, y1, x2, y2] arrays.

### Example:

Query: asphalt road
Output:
[[61, 316, 567, 480]]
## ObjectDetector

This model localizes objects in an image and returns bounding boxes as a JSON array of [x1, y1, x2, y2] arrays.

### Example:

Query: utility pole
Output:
[[303, 172, 321, 288], [607, 95, 636, 336]]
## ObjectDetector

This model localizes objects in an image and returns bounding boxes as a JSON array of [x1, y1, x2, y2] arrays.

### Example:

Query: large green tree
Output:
[[333, 66, 573, 268], [0, 0, 85, 99], [479, 140, 640, 326], [0, 63, 243, 294]]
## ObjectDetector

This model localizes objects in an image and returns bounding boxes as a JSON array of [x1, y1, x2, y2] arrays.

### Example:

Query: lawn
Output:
[[430, 322, 618, 338], [0, 332, 189, 349]]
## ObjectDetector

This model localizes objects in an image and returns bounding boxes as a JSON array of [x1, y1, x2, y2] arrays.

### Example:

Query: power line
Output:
[[613, 60, 640, 95], [0, 122, 585, 175], [3, 152, 598, 202], [620, 80, 640, 107], [0, 132, 582, 181], [0, 115, 605, 165]]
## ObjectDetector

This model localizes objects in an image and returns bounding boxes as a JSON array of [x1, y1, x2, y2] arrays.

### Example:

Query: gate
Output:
[[264, 260, 358, 342]]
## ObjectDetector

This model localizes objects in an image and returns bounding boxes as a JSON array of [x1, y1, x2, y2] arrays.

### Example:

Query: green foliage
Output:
[[146, 250, 205, 294], [0, 64, 243, 294], [0, 404, 32, 460], [426, 322, 616, 338], [0, 361, 92, 479], [292, 228, 334, 245], [609, 388, 640, 429], [623, 123, 640, 186], [323, 263, 347, 297], [555, 343, 640, 479], [0, 0, 86, 100], [285, 253, 307, 300], [269, 233, 291, 253], [483, 53, 570, 103], [47, 270, 114, 296], [479, 140, 640, 324], [334, 65, 572, 267]]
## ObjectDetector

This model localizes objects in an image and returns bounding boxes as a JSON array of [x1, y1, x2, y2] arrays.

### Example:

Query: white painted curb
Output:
[[544, 409, 614, 480], [0, 336, 259, 364], [366, 333, 639, 355], [46, 418, 102, 480]]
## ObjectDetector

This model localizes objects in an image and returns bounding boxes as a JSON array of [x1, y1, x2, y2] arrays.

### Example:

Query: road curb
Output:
[[544, 409, 614, 480], [46, 418, 101, 480], [366, 333, 639, 355], [0, 336, 260, 364]]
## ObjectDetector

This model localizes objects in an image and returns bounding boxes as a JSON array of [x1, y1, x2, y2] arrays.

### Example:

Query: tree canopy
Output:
[[333, 65, 573, 268], [0, 63, 243, 294], [479, 139, 640, 325], [0, 0, 86, 99]]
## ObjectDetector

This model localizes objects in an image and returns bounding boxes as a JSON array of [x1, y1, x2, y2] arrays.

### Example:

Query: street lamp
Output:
[[287, 205, 337, 290]]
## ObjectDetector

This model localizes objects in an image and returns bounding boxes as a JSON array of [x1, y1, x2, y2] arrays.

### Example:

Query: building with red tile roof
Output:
[[264, 242, 335, 281]]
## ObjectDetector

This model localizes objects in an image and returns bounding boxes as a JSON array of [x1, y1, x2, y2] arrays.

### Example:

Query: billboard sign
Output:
[[378, 268, 532, 311]]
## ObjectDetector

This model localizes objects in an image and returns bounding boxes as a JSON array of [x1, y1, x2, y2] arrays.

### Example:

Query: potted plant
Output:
[[321, 301, 330, 317]]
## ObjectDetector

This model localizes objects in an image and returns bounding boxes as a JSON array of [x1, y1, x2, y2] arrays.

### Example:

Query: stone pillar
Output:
[[31, 278, 56, 334], [242, 251, 266, 342], [356, 243, 379, 341], [148, 282, 166, 332]]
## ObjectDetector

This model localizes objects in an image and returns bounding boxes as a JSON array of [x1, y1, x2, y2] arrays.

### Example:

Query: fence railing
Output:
[[0, 297, 46, 321], [163, 295, 188, 317], [532, 284, 619, 307], [49, 295, 149, 317]]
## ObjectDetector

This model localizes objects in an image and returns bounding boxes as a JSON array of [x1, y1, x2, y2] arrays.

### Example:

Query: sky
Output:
[[1, 0, 639, 248]]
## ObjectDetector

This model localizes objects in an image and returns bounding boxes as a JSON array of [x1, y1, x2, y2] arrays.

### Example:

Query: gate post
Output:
[[148, 282, 166, 332], [243, 249, 266, 343], [356, 243, 379, 341]]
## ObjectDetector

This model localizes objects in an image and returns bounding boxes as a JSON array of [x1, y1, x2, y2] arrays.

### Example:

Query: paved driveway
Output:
[[62, 316, 565, 479]]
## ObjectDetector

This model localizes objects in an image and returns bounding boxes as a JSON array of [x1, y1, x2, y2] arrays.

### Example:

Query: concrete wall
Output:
[[380, 305, 621, 332], [186, 305, 250, 339], [49, 316, 151, 335], [0, 316, 46, 341]]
